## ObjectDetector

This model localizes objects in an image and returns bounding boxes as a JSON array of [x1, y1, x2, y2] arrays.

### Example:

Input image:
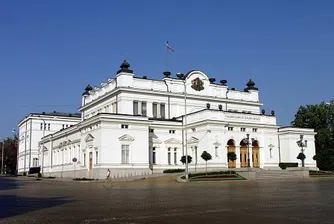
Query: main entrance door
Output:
[[89, 152, 93, 169], [252, 141, 260, 168], [240, 139, 248, 167], [227, 139, 236, 168]]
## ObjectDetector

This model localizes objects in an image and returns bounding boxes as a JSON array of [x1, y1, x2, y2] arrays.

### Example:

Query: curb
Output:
[[176, 175, 189, 183]]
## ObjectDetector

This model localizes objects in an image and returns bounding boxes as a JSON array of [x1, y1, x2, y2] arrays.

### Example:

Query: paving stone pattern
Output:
[[0, 176, 334, 224]]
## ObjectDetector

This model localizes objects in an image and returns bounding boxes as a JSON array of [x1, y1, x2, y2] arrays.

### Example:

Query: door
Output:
[[252, 147, 260, 168], [89, 152, 93, 169], [228, 146, 236, 168], [240, 146, 248, 167]]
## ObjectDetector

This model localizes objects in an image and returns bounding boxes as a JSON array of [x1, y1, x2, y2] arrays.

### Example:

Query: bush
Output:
[[44, 176, 56, 179], [189, 170, 236, 178], [72, 178, 95, 181], [163, 169, 185, 173], [37, 172, 42, 178], [279, 163, 298, 170], [23, 172, 27, 176]]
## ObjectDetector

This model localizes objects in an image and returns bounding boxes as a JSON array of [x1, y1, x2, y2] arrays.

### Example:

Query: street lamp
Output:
[[296, 134, 307, 167], [176, 73, 206, 180], [37, 115, 46, 177], [1, 139, 4, 175], [12, 129, 19, 174], [246, 134, 251, 168]]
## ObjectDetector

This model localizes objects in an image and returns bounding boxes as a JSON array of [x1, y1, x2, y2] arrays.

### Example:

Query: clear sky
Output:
[[1, 0, 334, 139]]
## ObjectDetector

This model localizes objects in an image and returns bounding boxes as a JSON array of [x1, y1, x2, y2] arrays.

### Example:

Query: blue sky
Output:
[[1, 0, 333, 138]]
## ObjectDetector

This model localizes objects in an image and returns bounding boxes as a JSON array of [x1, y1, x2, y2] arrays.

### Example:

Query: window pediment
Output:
[[164, 138, 182, 144], [187, 137, 199, 144], [85, 134, 95, 142], [119, 134, 135, 142], [150, 137, 162, 144]]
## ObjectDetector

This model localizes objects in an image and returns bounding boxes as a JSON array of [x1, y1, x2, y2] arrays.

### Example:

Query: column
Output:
[[236, 146, 241, 168]]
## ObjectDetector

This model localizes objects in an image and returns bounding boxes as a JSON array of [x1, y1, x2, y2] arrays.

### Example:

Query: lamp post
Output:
[[37, 115, 46, 177], [176, 73, 206, 180], [246, 134, 251, 168], [12, 129, 19, 175], [1, 140, 4, 175], [296, 134, 307, 167]]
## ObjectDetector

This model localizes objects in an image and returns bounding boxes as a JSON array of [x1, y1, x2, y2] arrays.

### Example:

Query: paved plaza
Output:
[[1, 176, 334, 224]]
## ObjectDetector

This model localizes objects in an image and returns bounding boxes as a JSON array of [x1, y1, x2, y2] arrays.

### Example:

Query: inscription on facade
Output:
[[225, 114, 260, 121]]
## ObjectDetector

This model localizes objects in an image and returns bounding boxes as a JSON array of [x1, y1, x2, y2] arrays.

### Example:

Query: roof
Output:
[[29, 112, 81, 118]]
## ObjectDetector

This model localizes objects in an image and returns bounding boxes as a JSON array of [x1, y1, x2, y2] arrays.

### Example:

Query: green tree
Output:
[[180, 155, 192, 165], [227, 152, 237, 173], [201, 151, 212, 175], [292, 100, 334, 170], [0, 136, 18, 175]]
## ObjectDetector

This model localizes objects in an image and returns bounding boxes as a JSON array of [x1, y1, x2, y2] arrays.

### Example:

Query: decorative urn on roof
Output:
[[244, 79, 258, 91], [117, 60, 133, 74]]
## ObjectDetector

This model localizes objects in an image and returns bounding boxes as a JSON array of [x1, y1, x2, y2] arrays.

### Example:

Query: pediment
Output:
[[85, 134, 95, 142], [118, 134, 135, 142], [187, 136, 199, 144], [164, 138, 182, 145], [151, 137, 162, 144]]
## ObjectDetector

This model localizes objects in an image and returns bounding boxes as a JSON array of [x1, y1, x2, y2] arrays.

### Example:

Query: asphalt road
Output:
[[1, 176, 334, 224]]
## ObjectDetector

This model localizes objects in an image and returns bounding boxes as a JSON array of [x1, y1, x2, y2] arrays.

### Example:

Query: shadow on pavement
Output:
[[0, 195, 72, 219], [0, 177, 24, 191]]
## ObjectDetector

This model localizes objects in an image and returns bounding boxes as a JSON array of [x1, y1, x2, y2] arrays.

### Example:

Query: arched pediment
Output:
[[187, 136, 199, 144], [164, 138, 182, 145], [118, 134, 135, 142], [85, 134, 94, 142]]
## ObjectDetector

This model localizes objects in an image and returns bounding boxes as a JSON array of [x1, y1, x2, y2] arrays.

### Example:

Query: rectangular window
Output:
[[48, 123, 50, 131], [40, 123, 43, 130], [169, 130, 175, 134], [121, 124, 129, 129], [253, 128, 258, 132], [153, 103, 158, 118], [241, 128, 246, 132], [168, 148, 171, 165], [228, 127, 234, 131], [152, 147, 156, 164], [160, 104, 165, 119], [44, 123, 47, 130], [149, 128, 154, 133], [174, 148, 177, 164], [62, 124, 65, 129], [192, 128, 196, 132], [133, 101, 139, 115], [142, 102, 147, 116], [96, 151, 98, 165], [84, 154, 86, 166], [121, 145, 129, 164]]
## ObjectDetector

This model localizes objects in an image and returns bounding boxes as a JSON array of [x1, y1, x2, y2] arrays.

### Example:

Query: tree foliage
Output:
[[180, 155, 192, 165], [201, 151, 212, 175], [227, 152, 237, 162], [297, 152, 306, 161], [292, 100, 334, 170], [0, 136, 18, 175]]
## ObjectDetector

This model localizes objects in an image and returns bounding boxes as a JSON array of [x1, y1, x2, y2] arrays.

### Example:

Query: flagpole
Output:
[[166, 42, 169, 71]]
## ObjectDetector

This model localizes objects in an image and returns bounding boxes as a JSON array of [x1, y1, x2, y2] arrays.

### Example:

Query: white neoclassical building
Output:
[[20, 60, 317, 178]]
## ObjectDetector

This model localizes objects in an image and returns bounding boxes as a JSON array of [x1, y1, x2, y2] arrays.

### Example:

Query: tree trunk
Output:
[[206, 161, 207, 175]]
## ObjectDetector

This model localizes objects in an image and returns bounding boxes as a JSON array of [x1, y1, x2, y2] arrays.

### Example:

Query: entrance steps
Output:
[[255, 169, 302, 180]]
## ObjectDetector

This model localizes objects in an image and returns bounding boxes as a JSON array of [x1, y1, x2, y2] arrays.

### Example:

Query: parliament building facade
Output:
[[17, 60, 317, 178]]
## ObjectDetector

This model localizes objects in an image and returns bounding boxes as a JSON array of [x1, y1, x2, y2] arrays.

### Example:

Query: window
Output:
[[121, 145, 129, 164], [241, 128, 246, 132], [84, 154, 86, 166], [169, 130, 175, 134], [33, 158, 39, 167], [174, 148, 177, 164], [253, 128, 258, 132], [160, 104, 165, 119], [152, 147, 156, 164], [153, 103, 158, 118], [133, 101, 139, 115], [215, 147, 219, 158], [96, 151, 98, 164], [62, 124, 65, 129], [149, 128, 154, 133], [142, 102, 147, 116], [48, 123, 50, 131], [40, 123, 43, 130], [168, 148, 171, 165], [44, 123, 47, 130], [228, 127, 234, 131], [270, 148, 273, 158], [192, 128, 196, 132], [121, 124, 129, 129]]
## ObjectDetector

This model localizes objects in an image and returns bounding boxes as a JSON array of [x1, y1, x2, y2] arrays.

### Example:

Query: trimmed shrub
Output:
[[189, 170, 236, 178], [279, 163, 298, 170], [163, 169, 185, 173], [73, 178, 95, 181]]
